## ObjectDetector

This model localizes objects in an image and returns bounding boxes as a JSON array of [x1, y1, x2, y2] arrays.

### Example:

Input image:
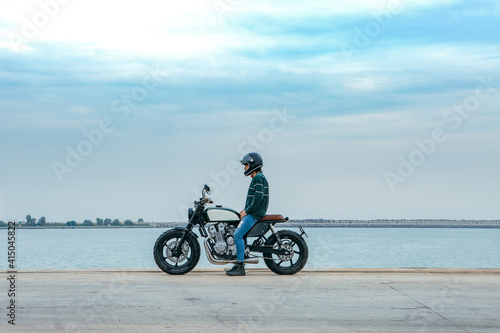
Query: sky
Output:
[[0, 0, 499, 222]]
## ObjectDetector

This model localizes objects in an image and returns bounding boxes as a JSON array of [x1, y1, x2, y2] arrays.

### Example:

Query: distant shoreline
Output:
[[287, 219, 500, 228], [2, 219, 500, 229]]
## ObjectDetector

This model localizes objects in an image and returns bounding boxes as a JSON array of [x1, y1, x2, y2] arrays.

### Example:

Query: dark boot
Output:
[[226, 262, 245, 276]]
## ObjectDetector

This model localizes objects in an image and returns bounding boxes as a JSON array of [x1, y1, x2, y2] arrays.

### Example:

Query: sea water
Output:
[[1, 227, 499, 269]]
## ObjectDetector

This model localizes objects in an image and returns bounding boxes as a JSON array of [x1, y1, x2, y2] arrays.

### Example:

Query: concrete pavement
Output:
[[1, 268, 499, 332]]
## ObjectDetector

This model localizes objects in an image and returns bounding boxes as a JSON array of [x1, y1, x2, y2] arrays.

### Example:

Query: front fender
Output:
[[173, 226, 198, 238]]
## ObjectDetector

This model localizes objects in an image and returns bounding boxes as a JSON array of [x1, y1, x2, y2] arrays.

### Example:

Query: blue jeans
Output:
[[234, 215, 257, 262]]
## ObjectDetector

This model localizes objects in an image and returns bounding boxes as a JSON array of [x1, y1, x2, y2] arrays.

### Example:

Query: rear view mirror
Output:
[[203, 184, 211, 195]]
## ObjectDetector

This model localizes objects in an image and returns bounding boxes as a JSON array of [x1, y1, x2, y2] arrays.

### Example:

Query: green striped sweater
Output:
[[244, 172, 269, 221]]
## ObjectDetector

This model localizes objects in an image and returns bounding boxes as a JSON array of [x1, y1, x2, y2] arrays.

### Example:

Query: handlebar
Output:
[[198, 185, 213, 205]]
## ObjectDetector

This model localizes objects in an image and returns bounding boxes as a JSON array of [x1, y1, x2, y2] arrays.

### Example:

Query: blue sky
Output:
[[1, 0, 499, 222]]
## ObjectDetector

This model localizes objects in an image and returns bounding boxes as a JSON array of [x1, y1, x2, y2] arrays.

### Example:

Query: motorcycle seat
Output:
[[258, 214, 288, 223]]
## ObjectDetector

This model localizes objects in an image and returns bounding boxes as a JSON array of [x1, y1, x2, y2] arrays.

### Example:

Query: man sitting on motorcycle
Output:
[[226, 152, 269, 276]]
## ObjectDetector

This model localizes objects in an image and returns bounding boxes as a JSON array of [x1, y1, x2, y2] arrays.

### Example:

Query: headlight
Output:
[[188, 208, 194, 220]]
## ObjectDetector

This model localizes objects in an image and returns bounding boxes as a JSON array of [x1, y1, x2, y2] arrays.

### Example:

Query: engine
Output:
[[207, 222, 236, 257]]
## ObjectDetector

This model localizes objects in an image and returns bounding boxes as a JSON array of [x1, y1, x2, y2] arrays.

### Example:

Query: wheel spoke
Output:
[[276, 260, 283, 266], [154, 230, 201, 274]]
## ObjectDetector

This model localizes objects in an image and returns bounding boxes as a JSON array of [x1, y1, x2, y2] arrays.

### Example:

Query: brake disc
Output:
[[166, 240, 189, 263]]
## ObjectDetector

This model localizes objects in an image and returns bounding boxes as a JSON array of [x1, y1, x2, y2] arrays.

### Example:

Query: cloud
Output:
[[239, 0, 463, 17], [1, 0, 499, 220]]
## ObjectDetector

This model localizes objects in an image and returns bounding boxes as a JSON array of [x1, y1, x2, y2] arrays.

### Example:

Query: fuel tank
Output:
[[203, 207, 240, 224]]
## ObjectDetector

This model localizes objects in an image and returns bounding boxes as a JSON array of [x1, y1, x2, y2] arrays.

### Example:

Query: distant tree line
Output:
[[10, 215, 147, 227], [24, 215, 46, 226]]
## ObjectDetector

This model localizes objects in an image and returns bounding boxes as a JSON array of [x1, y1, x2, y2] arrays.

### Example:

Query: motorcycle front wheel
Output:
[[153, 229, 200, 275], [264, 230, 308, 275]]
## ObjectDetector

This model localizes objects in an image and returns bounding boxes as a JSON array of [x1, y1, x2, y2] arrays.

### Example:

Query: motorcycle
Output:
[[153, 184, 308, 275]]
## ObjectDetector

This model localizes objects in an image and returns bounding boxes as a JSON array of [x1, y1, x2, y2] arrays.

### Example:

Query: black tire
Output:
[[153, 229, 200, 275], [264, 230, 308, 275]]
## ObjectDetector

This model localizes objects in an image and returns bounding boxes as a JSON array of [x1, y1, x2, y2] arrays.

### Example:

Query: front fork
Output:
[[172, 204, 202, 257], [172, 228, 191, 258]]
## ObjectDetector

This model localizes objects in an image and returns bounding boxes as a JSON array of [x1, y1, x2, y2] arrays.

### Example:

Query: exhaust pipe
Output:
[[204, 239, 259, 265]]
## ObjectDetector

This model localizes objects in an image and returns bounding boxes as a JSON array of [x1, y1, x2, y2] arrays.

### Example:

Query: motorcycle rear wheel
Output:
[[153, 229, 200, 275], [264, 230, 308, 275]]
